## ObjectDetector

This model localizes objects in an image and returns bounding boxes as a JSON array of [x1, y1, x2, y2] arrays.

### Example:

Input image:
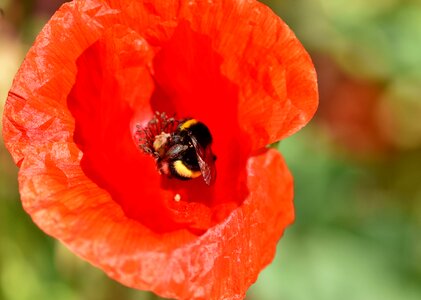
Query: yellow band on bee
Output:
[[179, 119, 198, 130], [173, 160, 201, 179]]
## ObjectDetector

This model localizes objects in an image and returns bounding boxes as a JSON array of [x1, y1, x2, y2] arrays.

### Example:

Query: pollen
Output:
[[174, 193, 181, 202], [153, 132, 171, 155]]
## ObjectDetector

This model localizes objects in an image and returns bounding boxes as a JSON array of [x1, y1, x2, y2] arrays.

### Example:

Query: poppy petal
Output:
[[19, 144, 292, 300], [178, 0, 319, 148], [2, 0, 117, 165], [4, 0, 317, 165], [68, 25, 249, 233], [2, 0, 314, 298], [103, 0, 318, 149]]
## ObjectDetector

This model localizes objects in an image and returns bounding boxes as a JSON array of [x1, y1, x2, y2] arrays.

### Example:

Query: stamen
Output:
[[136, 111, 179, 156]]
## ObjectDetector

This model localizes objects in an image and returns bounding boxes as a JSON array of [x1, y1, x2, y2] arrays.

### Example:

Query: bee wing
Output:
[[190, 136, 216, 186], [165, 144, 188, 159]]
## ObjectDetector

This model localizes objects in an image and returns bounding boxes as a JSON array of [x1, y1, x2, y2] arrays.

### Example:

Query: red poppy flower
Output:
[[2, 0, 317, 299]]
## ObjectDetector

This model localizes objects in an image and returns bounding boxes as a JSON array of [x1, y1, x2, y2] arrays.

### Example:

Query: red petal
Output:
[[2, 0, 117, 164], [4, 1, 317, 164], [68, 25, 248, 232], [179, 0, 319, 148], [104, 0, 318, 149], [2, 0, 310, 298], [19, 145, 293, 300]]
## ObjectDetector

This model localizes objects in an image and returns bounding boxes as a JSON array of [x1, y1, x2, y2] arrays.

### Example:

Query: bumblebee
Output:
[[137, 113, 216, 185]]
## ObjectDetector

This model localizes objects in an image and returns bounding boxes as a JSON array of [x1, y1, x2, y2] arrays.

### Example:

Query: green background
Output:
[[1, 0, 421, 299]]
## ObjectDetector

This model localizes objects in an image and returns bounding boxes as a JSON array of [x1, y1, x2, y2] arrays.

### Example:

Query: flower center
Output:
[[136, 112, 217, 186]]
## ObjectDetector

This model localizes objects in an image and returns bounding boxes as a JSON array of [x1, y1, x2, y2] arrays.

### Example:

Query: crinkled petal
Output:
[[4, 0, 317, 163], [178, 0, 318, 148], [19, 145, 292, 300], [1, 0, 310, 298], [2, 0, 117, 164], [104, 0, 318, 149], [68, 24, 247, 232]]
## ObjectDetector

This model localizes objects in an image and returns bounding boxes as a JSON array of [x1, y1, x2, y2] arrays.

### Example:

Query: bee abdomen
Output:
[[170, 160, 201, 180]]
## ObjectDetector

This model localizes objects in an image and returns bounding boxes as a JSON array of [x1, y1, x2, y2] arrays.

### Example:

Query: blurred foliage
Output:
[[249, 127, 421, 299], [1, 0, 421, 299]]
